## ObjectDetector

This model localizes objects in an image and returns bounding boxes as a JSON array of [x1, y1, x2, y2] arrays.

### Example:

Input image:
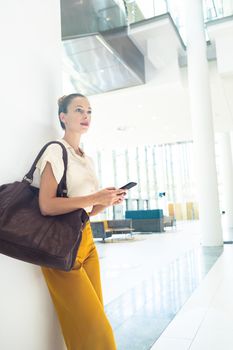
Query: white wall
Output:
[[0, 1, 65, 349], [0, 1, 63, 183]]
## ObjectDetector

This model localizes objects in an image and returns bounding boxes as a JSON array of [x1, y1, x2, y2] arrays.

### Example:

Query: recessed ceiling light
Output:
[[116, 126, 126, 131], [116, 125, 131, 131], [137, 104, 143, 108]]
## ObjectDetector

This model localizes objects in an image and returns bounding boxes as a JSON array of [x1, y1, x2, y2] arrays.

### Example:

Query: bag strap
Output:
[[23, 141, 68, 197]]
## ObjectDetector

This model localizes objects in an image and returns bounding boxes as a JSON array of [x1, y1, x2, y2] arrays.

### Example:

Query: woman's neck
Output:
[[62, 132, 82, 153]]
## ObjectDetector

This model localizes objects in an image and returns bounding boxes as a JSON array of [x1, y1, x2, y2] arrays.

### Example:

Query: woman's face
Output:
[[60, 97, 92, 133]]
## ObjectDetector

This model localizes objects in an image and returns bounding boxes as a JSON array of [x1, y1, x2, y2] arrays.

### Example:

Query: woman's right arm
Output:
[[39, 162, 123, 216]]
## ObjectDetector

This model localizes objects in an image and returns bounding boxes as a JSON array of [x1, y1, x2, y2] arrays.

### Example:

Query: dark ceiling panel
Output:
[[61, 0, 145, 95], [61, 0, 127, 39]]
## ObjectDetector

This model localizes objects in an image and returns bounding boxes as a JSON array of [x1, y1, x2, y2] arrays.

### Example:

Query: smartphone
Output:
[[119, 182, 137, 190]]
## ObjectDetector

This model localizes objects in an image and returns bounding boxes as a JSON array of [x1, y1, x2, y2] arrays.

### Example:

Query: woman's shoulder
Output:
[[41, 140, 65, 156], [36, 141, 65, 167], [33, 141, 65, 187]]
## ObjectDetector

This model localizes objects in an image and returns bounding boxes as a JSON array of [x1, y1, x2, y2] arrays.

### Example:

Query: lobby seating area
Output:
[[90, 219, 134, 241], [91, 210, 178, 241], [125, 209, 165, 233]]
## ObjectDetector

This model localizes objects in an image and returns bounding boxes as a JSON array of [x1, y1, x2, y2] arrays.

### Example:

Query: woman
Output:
[[35, 93, 125, 350]]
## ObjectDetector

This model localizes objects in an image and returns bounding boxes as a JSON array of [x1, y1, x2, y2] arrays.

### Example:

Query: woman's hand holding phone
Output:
[[94, 182, 137, 207], [93, 188, 125, 206]]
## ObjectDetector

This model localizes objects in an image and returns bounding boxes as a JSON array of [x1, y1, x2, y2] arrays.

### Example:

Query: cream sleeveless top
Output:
[[32, 139, 99, 212]]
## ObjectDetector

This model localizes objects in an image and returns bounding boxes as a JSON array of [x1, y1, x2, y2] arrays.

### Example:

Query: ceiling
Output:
[[62, 34, 144, 95]]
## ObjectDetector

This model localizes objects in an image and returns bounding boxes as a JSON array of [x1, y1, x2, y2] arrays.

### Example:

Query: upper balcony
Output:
[[61, 0, 233, 95]]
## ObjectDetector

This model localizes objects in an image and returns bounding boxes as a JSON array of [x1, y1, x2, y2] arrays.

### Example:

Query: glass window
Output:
[[99, 149, 115, 188], [91, 141, 198, 220], [115, 148, 127, 188]]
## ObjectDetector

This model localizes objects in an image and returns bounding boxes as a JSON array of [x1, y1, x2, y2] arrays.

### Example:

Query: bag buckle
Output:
[[23, 176, 33, 184]]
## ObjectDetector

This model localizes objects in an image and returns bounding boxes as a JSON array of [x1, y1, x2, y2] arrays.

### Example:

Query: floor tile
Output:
[[150, 337, 192, 350], [189, 309, 233, 350], [114, 315, 171, 350]]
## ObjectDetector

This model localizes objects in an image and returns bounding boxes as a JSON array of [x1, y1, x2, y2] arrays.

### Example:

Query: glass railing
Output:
[[61, 0, 233, 40], [123, 0, 233, 43], [204, 0, 233, 21]]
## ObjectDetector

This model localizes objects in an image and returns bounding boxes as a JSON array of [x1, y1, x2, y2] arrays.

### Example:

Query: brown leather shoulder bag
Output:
[[0, 141, 89, 271]]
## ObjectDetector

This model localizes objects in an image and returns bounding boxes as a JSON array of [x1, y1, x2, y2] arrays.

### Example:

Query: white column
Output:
[[186, 0, 223, 246], [0, 1, 65, 350], [219, 133, 233, 227]]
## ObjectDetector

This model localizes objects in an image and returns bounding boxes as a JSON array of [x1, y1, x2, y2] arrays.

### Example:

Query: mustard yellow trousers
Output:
[[41, 221, 117, 350]]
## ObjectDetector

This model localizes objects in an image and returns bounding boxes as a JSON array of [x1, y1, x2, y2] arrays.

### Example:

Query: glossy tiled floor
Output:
[[95, 221, 226, 350], [151, 244, 233, 350], [150, 220, 233, 350]]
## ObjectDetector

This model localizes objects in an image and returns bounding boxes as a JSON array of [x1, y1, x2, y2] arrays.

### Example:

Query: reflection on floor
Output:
[[95, 221, 223, 350], [151, 244, 233, 350]]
